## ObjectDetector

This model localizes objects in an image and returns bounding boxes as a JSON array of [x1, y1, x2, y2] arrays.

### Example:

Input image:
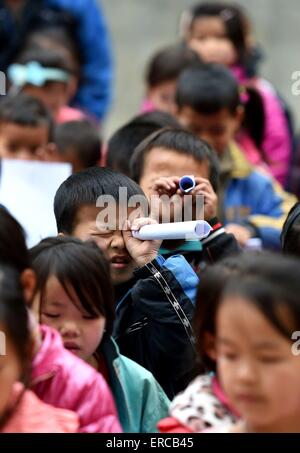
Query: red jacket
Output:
[[2, 383, 78, 433]]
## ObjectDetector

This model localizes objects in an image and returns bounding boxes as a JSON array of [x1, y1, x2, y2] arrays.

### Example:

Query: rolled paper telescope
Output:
[[179, 175, 196, 193], [132, 220, 212, 241]]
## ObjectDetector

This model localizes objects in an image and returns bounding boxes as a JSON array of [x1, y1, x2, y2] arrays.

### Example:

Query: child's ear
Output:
[[20, 269, 37, 306], [44, 142, 61, 162], [37, 143, 61, 162], [204, 331, 217, 361]]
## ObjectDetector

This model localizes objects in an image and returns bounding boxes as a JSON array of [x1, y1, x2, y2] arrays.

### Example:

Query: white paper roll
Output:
[[132, 221, 212, 241]]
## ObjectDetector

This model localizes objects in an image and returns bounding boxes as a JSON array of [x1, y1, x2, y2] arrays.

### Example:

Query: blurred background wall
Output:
[[100, 0, 300, 137]]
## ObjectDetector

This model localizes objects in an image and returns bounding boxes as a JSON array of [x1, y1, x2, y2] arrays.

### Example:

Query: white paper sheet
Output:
[[0, 159, 71, 247], [132, 220, 212, 241]]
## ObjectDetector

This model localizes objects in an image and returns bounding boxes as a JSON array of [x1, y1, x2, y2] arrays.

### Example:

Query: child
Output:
[[180, 2, 292, 187], [54, 167, 198, 398], [0, 206, 122, 433], [0, 264, 78, 433], [0, 0, 113, 121], [130, 127, 240, 269], [23, 27, 81, 108], [30, 236, 170, 433], [175, 64, 296, 249], [106, 110, 180, 176], [159, 256, 242, 433], [141, 43, 200, 114], [214, 252, 300, 432], [0, 94, 59, 162], [7, 46, 85, 123], [54, 120, 102, 173]]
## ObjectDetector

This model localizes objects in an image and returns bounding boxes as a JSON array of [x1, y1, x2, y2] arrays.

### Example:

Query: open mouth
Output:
[[111, 255, 131, 269]]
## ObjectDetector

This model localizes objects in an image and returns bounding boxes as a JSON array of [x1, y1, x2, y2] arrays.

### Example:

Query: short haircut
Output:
[[54, 167, 145, 234], [0, 206, 29, 273], [30, 236, 115, 335], [130, 127, 219, 191], [106, 111, 180, 176], [176, 63, 240, 115], [176, 63, 265, 148], [0, 93, 54, 141], [146, 43, 201, 88], [54, 120, 102, 169]]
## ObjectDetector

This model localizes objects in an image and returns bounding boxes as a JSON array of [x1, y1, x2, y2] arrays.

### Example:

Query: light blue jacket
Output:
[[102, 337, 170, 433]]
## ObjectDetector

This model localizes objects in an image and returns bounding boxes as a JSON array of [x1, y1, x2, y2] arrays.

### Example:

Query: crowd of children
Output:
[[1, 0, 300, 434]]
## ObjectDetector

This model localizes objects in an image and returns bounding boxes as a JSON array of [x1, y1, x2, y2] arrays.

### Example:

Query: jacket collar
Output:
[[227, 141, 253, 179], [31, 325, 63, 383]]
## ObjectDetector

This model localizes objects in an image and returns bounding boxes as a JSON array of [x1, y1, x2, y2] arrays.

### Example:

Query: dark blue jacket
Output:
[[0, 0, 113, 120], [113, 255, 199, 399]]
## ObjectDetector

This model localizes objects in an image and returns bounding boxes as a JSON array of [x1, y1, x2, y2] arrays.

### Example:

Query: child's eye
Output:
[[82, 314, 96, 320], [259, 356, 283, 364], [43, 313, 60, 319], [91, 231, 112, 237], [220, 350, 238, 361]]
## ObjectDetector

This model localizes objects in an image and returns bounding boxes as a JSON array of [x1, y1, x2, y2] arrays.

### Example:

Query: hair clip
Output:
[[8, 62, 70, 88], [220, 9, 235, 22]]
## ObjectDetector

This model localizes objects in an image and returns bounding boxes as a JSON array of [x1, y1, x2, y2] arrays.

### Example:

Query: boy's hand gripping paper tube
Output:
[[179, 175, 196, 193], [132, 221, 212, 241]]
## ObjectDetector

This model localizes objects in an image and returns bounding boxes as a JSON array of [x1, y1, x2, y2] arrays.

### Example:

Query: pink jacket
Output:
[[31, 325, 122, 433], [2, 383, 78, 433], [232, 66, 291, 187]]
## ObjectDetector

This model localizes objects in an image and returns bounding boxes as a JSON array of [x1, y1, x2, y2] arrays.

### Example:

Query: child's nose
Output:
[[111, 231, 126, 250], [59, 321, 80, 338], [236, 359, 257, 384]]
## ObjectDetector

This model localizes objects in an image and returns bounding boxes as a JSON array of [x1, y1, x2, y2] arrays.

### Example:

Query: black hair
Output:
[[281, 202, 300, 256], [184, 2, 252, 72], [0, 264, 31, 428], [106, 111, 181, 176], [24, 27, 81, 76], [0, 93, 54, 142], [146, 43, 201, 88], [54, 120, 102, 171], [30, 236, 115, 336], [221, 252, 300, 340], [0, 264, 31, 364], [194, 255, 242, 373], [13, 46, 73, 75], [0, 207, 29, 273], [54, 167, 145, 234], [176, 63, 265, 152], [130, 127, 219, 192]]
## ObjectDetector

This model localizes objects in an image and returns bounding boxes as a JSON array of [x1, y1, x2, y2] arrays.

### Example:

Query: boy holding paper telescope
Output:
[[130, 128, 240, 271], [54, 167, 198, 398]]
